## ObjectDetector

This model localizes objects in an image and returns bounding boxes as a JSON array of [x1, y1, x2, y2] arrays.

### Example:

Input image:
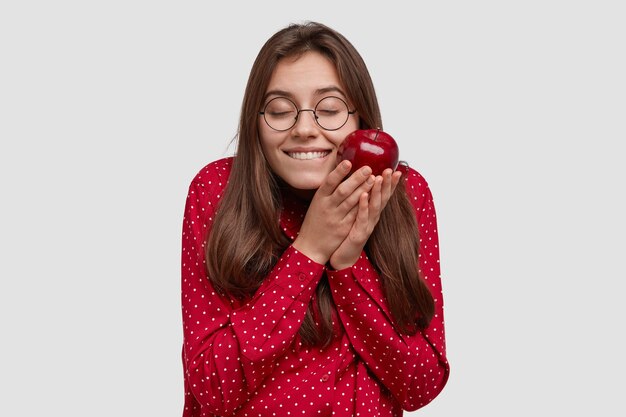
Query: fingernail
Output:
[[367, 175, 375, 185], [361, 166, 372, 176]]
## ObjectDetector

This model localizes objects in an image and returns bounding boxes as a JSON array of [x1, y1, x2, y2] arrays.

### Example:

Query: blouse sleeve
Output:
[[326, 168, 450, 411], [180, 163, 325, 416]]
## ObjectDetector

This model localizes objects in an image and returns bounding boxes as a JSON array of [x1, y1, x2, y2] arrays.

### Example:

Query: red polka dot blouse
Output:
[[180, 157, 449, 416]]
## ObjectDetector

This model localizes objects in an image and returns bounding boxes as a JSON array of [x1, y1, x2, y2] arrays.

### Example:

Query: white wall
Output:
[[1, 1, 624, 415]]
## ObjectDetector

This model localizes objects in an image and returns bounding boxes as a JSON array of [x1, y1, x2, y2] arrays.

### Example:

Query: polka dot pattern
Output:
[[180, 157, 449, 416]]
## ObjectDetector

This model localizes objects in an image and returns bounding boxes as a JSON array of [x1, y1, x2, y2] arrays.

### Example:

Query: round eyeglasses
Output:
[[259, 96, 357, 131]]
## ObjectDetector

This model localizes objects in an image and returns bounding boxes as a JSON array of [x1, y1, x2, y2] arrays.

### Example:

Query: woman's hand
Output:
[[292, 160, 375, 266], [329, 168, 402, 270]]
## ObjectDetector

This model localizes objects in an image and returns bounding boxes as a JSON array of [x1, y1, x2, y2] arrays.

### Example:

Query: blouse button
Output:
[[321, 374, 330, 382], [298, 273, 307, 281]]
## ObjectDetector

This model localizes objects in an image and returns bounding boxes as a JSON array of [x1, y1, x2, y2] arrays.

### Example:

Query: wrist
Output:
[[292, 238, 330, 266], [329, 254, 359, 271]]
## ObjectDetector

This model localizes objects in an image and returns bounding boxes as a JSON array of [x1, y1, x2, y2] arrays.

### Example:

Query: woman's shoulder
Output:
[[400, 163, 432, 196], [184, 157, 234, 215], [189, 156, 234, 189]]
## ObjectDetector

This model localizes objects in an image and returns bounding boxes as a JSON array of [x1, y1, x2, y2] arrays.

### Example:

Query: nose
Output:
[[291, 109, 319, 138]]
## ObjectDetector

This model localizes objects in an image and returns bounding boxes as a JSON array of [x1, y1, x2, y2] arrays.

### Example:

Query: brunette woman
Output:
[[181, 21, 449, 416]]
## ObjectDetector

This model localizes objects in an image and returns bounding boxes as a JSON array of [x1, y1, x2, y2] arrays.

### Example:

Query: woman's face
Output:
[[259, 51, 359, 196]]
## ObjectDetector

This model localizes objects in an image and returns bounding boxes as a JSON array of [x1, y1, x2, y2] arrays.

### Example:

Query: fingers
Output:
[[368, 169, 403, 221], [337, 170, 375, 210], [334, 166, 374, 203], [328, 168, 404, 269], [380, 169, 401, 202], [318, 161, 363, 195], [328, 193, 370, 270], [352, 176, 390, 244], [390, 169, 402, 192], [317, 160, 353, 196], [369, 176, 383, 214], [353, 192, 370, 240], [320, 161, 374, 197], [337, 191, 371, 254]]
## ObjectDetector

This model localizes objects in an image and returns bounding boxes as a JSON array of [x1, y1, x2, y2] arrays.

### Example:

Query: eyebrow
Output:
[[263, 86, 348, 102]]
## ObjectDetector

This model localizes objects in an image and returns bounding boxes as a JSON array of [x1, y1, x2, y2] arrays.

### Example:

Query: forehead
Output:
[[266, 51, 344, 99]]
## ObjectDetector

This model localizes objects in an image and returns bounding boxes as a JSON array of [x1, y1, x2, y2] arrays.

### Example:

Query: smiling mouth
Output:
[[286, 151, 331, 160]]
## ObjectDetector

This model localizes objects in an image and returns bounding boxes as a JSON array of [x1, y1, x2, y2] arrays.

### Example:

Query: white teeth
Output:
[[287, 151, 330, 160]]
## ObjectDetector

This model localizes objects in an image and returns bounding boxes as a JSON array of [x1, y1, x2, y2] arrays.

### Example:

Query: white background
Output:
[[1, 1, 624, 415]]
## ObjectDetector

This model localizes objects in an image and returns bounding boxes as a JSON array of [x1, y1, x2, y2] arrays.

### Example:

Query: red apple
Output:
[[337, 128, 399, 176]]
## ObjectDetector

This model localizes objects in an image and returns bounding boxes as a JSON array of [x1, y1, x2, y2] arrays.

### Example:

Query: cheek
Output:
[[258, 128, 275, 154], [331, 122, 359, 147], [258, 133, 283, 171], [328, 135, 345, 148], [347, 117, 360, 131]]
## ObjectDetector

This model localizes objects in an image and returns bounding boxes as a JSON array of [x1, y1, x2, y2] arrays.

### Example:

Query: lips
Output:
[[285, 150, 331, 160]]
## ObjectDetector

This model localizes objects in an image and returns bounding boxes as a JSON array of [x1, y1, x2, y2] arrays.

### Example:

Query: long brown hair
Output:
[[206, 21, 434, 346]]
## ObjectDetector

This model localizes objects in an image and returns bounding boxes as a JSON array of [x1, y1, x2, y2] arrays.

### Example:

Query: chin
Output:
[[283, 176, 324, 192]]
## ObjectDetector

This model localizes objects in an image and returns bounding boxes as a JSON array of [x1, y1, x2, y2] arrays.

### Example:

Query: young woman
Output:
[[180, 21, 449, 416]]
